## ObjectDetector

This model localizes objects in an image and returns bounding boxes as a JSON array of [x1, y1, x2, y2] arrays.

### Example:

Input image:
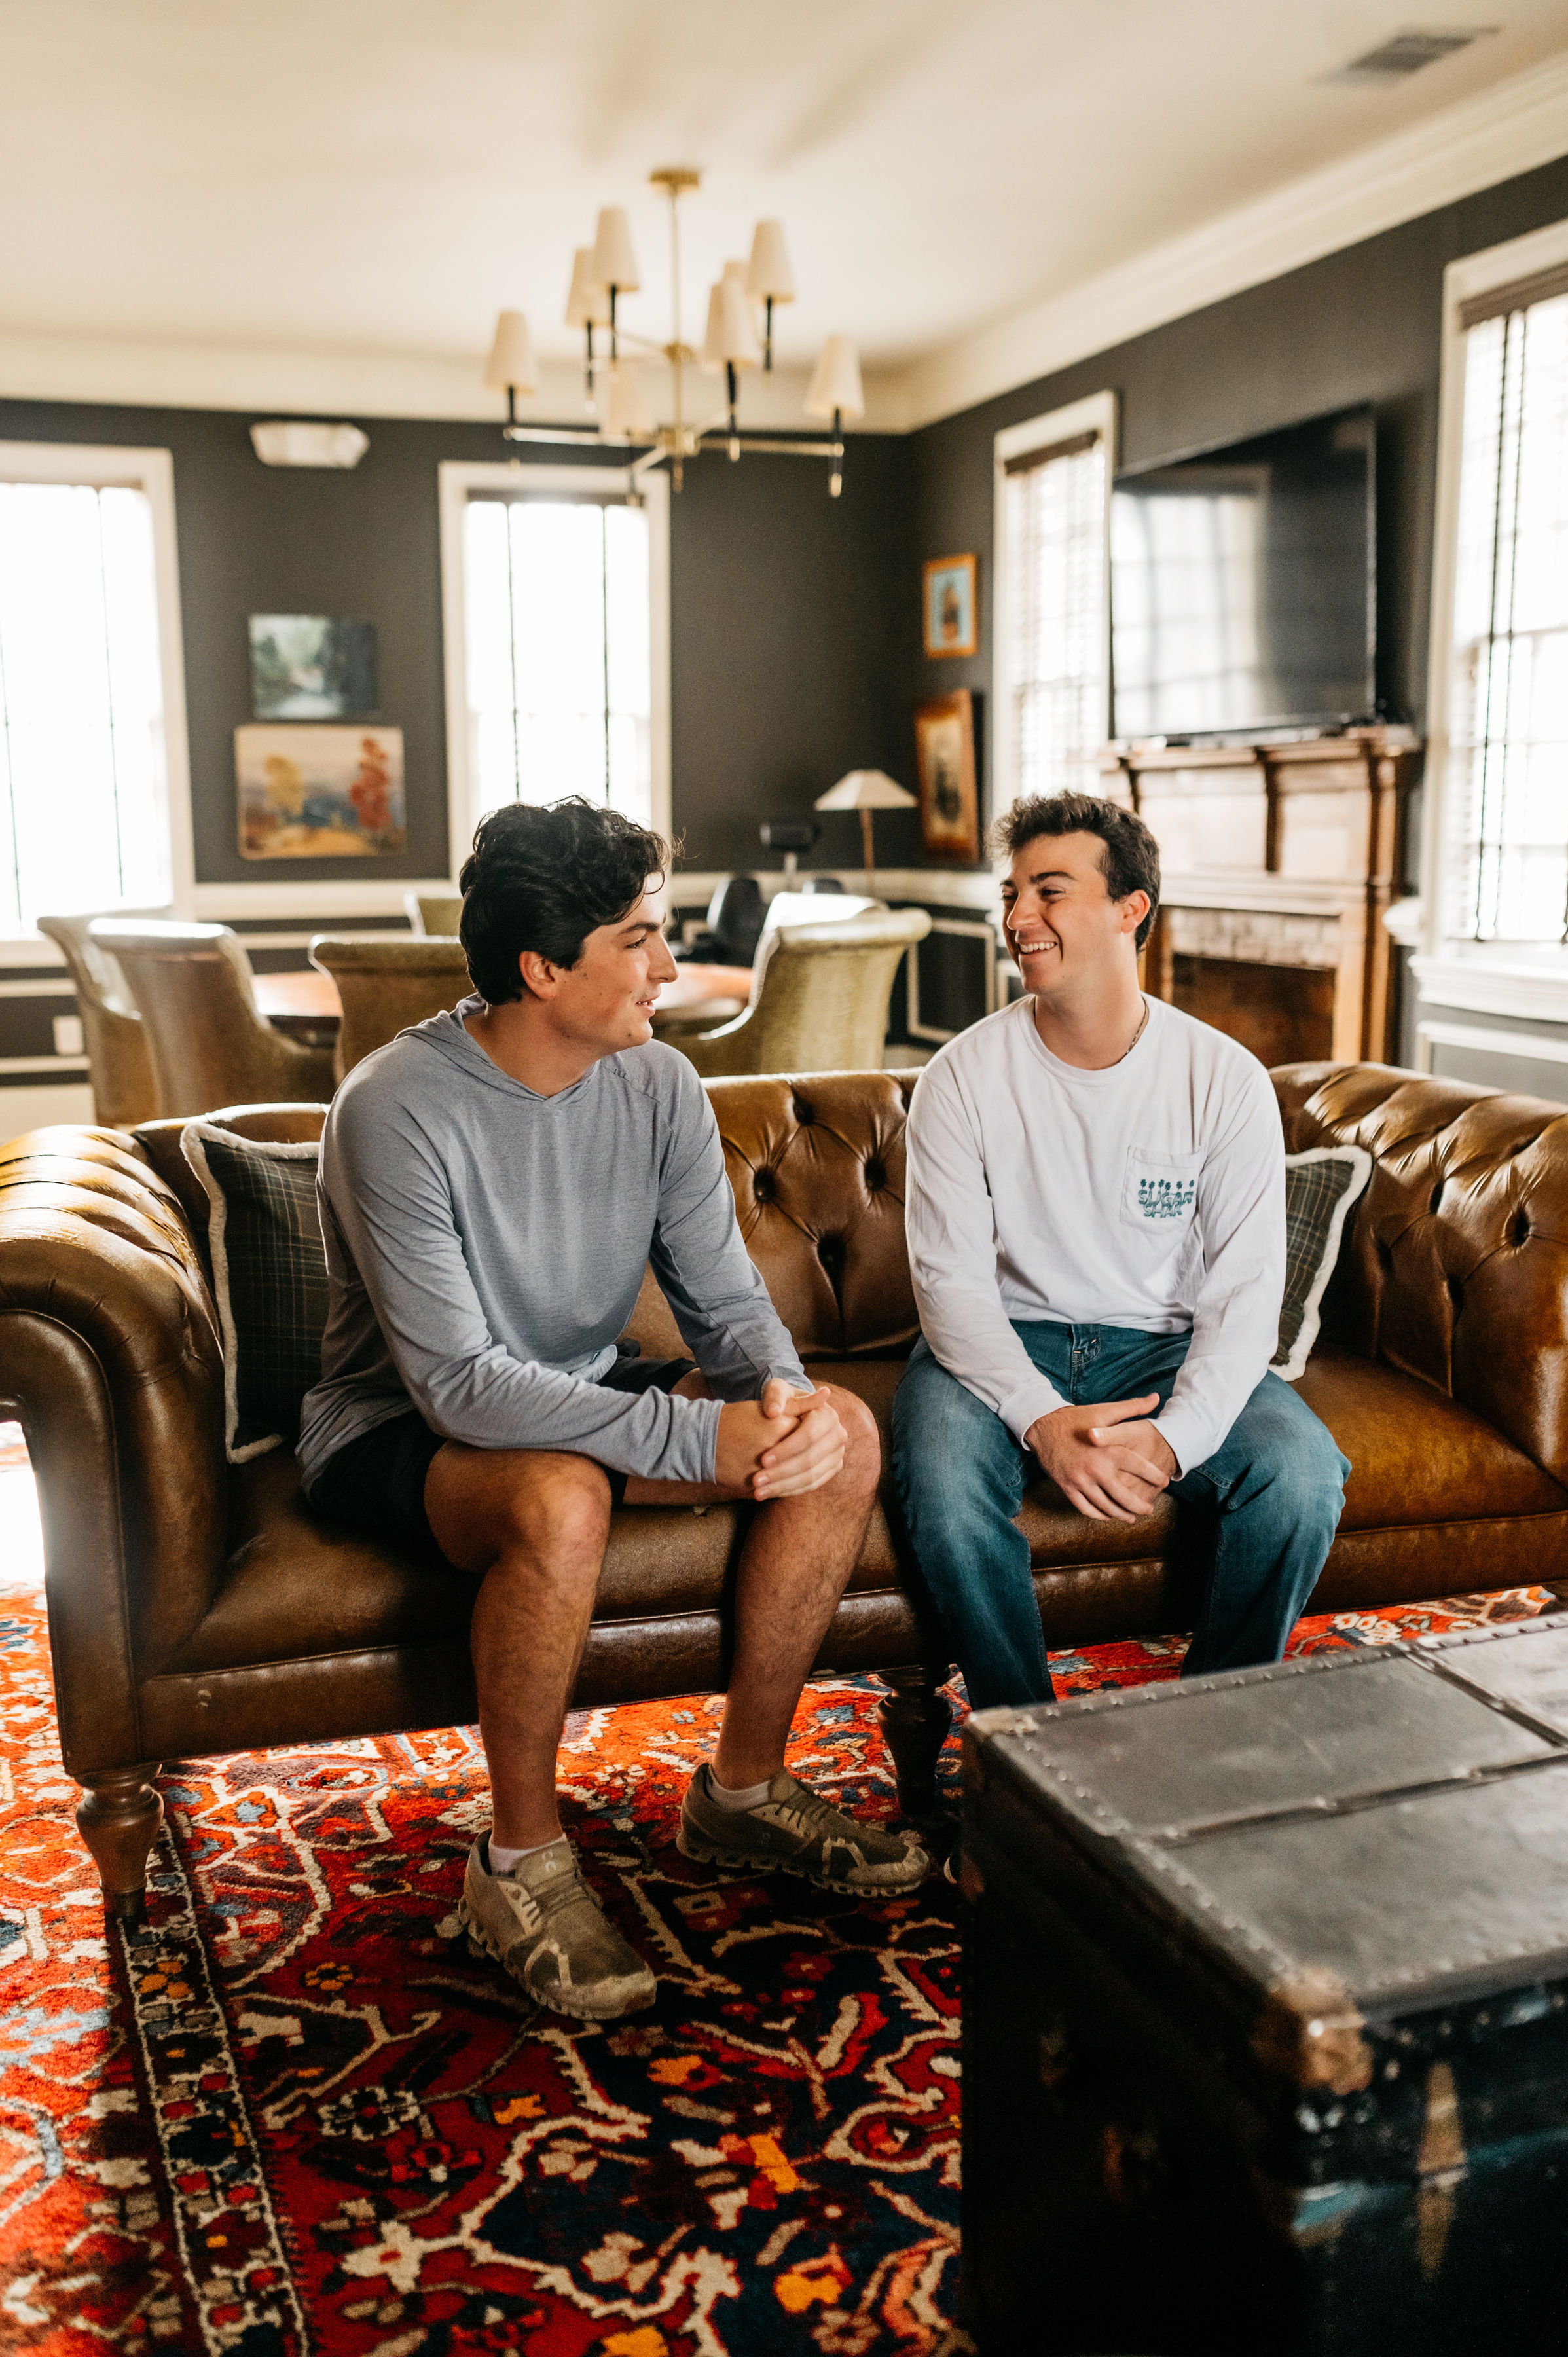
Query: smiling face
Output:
[[521, 879, 678, 1059], [1000, 831, 1150, 998]]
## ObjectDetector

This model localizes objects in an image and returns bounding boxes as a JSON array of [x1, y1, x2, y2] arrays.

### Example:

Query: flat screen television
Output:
[[1110, 403, 1376, 740]]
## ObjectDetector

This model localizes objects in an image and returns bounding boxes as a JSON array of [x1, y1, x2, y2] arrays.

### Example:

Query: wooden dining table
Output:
[[251, 961, 754, 1040]]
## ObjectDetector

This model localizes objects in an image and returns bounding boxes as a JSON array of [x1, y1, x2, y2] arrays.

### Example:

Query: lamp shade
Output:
[[484, 310, 538, 393], [805, 333, 864, 421], [746, 219, 795, 304], [718, 263, 762, 369], [591, 205, 640, 293], [814, 769, 917, 812], [565, 247, 611, 329], [701, 268, 762, 371], [603, 363, 652, 441], [699, 282, 727, 371]]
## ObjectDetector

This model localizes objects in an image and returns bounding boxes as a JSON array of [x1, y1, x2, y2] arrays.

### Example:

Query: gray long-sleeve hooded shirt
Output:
[[295, 998, 810, 1489]]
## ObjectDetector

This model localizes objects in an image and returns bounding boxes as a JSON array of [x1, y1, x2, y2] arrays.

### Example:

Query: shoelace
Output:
[[755, 1776, 852, 1845]]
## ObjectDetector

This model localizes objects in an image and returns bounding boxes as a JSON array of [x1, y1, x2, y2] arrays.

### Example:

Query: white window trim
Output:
[[991, 390, 1118, 826], [0, 439, 193, 957], [437, 459, 671, 884], [1417, 213, 1568, 1021]]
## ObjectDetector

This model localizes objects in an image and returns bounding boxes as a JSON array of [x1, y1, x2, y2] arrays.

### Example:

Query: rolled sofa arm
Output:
[[0, 1125, 227, 1777]]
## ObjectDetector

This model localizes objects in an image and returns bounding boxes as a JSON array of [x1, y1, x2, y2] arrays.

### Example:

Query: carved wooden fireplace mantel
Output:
[[1099, 728, 1421, 1069]]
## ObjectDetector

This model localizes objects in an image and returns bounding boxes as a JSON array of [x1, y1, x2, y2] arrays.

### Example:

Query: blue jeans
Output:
[[890, 1321, 1349, 1710]]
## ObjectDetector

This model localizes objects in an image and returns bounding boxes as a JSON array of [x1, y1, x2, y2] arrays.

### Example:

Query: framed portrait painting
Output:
[[914, 690, 981, 862], [923, 553, 978, 659]]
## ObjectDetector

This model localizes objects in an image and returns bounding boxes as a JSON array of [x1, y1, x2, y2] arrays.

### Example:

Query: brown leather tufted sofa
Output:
[[3, 1061, 1567, 1920]]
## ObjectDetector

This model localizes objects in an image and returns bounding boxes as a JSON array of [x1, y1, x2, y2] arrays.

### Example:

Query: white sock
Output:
[[487, 1835, 561, 1876], [706, 1768, 772, 1812]]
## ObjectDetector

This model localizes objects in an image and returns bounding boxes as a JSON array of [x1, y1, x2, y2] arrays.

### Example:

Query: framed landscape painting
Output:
[[923, 553, 978, 659], [914, 690, 981, 861], [236, 725, 405, 859]]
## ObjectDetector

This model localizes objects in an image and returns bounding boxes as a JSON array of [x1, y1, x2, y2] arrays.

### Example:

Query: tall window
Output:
[[462, 492, 653, 830], [1446, 265, 1568, 942], [994, 394, 1115, 807], [0, 473, 174, 930]]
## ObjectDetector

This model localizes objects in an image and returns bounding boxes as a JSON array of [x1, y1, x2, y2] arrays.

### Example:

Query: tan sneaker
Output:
[[678, 1765, 930, 1896], [457, 1835, 656, 2020]]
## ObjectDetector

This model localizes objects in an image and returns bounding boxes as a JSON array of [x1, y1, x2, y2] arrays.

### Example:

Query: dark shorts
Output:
[[304, 1349, 697, 1569]]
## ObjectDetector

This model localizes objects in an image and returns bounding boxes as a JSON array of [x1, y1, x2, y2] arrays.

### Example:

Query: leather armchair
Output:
[[308, 936, 473, 1078], [3, 1061, 1567, 1920], [91, 920, 336, 1115], [36, 912, 158, 1128], [404, 891, 464, 938]]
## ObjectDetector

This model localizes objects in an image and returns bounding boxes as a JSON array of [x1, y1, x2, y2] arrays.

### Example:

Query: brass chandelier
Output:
[[483, 168, 864, 496]]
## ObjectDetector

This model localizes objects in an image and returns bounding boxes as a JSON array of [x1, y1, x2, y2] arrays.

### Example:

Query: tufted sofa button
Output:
[[753, 1168, 776, 1203], [793, 1097, 814, 1127], [864, 1160, 886, 1192]]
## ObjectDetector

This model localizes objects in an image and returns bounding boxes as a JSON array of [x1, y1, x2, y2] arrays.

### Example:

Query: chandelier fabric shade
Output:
[[746, 219, 795, 304], [565, 249, 611, 329], [603, 363, 653, 441], [484, 310, 538, 395], [590, 206, 640, 293], [806, 334, 865, 421], [707, 262, 762, 370]]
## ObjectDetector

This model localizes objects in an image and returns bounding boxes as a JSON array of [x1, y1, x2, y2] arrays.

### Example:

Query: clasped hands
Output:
[[715, 1377, 846, 1500], [1025, 1393, 1177, 1523]]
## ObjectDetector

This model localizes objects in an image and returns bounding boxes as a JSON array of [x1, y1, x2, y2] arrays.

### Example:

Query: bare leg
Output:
[[424, 1449, 612, 1853], [624, 1377, 882, 1789]]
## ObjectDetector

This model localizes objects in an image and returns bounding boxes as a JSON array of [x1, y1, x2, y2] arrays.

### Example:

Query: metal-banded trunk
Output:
[[960, 1618, 1568, 2356]]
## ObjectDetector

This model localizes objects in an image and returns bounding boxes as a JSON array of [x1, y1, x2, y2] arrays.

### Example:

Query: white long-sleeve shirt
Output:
[[903, 993, 1285, 1475]]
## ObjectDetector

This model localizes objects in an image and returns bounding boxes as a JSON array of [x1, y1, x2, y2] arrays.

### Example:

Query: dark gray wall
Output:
[[6, 146, 1568, 911], [0, 393, 911, 885], [903, 149, 1568, 875]]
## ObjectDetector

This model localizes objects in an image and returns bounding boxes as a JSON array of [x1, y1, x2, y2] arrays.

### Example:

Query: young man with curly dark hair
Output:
[[892, 792, 1347, 1713], [299, 798, 924, 2020]]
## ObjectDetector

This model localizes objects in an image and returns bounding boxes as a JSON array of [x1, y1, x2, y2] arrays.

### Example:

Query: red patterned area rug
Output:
[[0, 1427, 1556, 2355]]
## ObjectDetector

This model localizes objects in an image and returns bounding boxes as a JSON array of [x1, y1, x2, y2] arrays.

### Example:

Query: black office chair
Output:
[[678, 875, 765, 966]]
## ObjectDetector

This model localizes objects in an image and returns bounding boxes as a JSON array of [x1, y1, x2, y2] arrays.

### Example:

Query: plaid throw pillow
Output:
[[182, 1121, 329, 1463], [1273, 1146, 1373, 1382]]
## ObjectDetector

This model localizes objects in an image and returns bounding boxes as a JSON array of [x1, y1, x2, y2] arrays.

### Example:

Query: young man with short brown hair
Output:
[[892, 792, 1347, 1710], [301, 797, 926, 2021]]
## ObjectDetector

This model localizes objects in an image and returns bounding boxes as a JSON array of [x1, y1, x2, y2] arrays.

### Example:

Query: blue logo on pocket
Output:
[[1138, 1177, 1195, 1220]]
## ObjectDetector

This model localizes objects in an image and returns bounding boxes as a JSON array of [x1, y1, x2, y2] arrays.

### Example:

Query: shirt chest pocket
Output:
[[1121, 1148, 1202, 1233]]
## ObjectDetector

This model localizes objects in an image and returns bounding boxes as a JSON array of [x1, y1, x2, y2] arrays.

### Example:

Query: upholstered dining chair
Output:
[[91, 921, 337, 1118], [669, 907, 932, 1078], [403, 890, 464, 937], [309, 935, 473, 1078], [36, 912, 158, 1128]]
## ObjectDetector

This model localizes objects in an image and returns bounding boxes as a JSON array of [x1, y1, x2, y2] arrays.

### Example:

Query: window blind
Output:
[[1448, 278, 1568, 941], [1003, 430, 1107, 803]]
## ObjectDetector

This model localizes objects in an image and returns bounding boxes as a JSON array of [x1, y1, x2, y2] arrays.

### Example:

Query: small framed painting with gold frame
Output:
[[923, 553, 978, 658], [915, 689, 981, 862]]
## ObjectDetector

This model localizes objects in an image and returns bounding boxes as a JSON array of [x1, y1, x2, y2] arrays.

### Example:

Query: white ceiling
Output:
[[3, 0, 1567, 422]]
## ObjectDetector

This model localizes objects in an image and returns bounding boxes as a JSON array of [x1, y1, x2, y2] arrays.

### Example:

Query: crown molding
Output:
[[896, 50, 1568, 430], [0, 331, 902, 433]]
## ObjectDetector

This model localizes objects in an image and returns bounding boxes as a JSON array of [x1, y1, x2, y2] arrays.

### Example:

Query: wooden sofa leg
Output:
[[877, 1664, 953, 1822], [77, 1766, 163, 1924]]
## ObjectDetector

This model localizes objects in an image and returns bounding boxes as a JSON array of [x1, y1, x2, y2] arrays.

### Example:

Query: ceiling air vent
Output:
[[1330, 26, 1497, 83]]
